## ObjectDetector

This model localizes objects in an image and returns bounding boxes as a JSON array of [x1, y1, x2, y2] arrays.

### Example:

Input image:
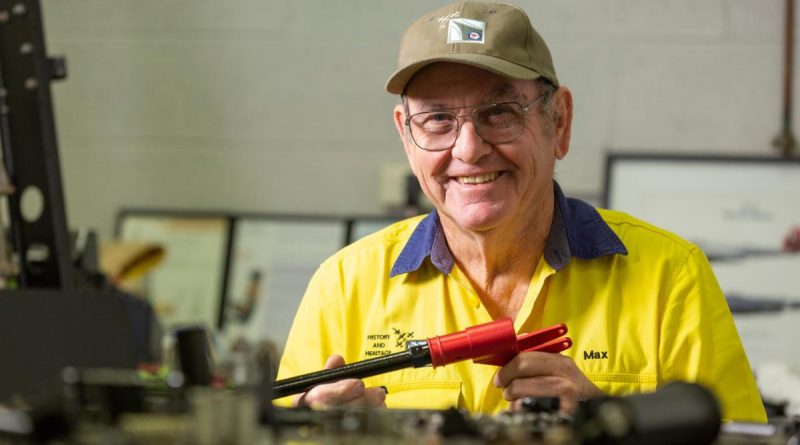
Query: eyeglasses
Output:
[[404, 95, 545, 151]]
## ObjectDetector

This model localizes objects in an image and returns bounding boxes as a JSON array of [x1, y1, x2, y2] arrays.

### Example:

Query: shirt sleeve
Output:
[[658, 246, 767, 422], [273, 262, 344, 407]]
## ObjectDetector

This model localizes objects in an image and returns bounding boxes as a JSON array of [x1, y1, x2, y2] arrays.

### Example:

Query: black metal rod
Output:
[[272, 345, 431, 399], [775, 0, 797, 157]]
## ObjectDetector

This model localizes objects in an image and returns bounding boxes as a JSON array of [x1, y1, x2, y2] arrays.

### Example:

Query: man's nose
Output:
[[451, 119, 491, 164]]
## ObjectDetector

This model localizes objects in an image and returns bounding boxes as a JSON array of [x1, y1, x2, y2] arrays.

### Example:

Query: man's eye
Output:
[[418, 113, 455, 131], [481, 104, 518, 126], [428, 113, 454, 123], [488, 104, 515, 116]]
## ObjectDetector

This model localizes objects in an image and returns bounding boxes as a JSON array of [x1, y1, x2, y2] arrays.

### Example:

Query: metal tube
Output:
[[774, 0, 797, 157], [271, 345, 431, 400]]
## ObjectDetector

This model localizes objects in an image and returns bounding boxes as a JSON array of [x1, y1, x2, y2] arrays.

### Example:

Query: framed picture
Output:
[[118, 212, 230, 331], [604, 154, 800, 366]]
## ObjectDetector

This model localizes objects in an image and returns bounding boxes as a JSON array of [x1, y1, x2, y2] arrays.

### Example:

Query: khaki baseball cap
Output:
[[386, 1, 558, 94]]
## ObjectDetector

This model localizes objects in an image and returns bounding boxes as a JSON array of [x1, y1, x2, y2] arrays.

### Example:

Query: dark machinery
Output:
[[0, 0, 158, 406], [0, 0, 71, 288]]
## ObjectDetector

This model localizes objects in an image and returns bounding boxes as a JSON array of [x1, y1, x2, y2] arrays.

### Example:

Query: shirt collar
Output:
[[390, 181, 627, 277]]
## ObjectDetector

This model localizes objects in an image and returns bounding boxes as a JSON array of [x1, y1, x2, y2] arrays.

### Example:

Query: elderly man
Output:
[[277, 1, 766, 422]]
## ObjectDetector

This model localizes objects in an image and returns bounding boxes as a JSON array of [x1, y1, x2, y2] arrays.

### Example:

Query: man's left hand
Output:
[[493, 351, 604, 413]]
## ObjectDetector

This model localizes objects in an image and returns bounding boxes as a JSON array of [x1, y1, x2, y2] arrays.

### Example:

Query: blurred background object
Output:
[[99, 240, 164, 294]]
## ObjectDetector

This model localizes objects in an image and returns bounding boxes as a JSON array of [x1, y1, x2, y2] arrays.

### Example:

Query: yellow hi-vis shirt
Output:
[[277, 184, 766, 422]]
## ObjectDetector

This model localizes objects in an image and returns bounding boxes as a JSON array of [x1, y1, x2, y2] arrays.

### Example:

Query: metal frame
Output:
[[0, 0, 71, 288], [114, 208, 403, 329], [603, 153, 800, 208]]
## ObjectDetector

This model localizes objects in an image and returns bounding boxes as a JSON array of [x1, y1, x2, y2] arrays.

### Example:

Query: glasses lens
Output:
[[409, 111, 458, 151], [475, 103, 524, 144]]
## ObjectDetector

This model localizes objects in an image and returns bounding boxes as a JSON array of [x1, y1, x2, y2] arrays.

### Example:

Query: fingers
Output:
[[303, 378, 367, 408], [493, 351, 599, 414], [293, 354, 387, 409], [493, 351, 567, 387], [342, 386, 387, 408], [300, 380, 387, 408], [363, 386, 387, 407], [502, 376, 579, 413], [324, 354, 346, 369]]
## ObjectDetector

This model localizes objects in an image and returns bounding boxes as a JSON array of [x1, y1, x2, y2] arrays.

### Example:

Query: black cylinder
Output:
[[272, 345, 431, 399], [174, 326, 213, 386], [578, 381, 721, 445]]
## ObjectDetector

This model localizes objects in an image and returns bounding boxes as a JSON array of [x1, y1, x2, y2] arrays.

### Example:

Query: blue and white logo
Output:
[[448, 18, 486, 44]]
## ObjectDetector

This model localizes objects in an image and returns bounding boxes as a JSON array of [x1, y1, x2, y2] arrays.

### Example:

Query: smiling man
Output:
[[276, 1, 766, 422]]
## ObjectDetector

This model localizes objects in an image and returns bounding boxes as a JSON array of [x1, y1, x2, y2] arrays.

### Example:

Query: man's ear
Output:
[[393, 103, 416, 161], [552, 86, 573, 160], [393, 103, 406, 139]]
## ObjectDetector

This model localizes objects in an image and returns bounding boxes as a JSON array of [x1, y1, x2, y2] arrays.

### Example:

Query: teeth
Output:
[[458, 172, 500, 184]]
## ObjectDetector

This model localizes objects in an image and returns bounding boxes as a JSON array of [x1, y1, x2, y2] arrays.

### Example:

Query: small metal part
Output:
[[0, 157, 15, 195], [521, 397, 560, 414], [11, 3, 25, 16], [20, 42, 33, 54], [49, 57, 68, 80], [24, 78, 37, 90], [595, 402, 632, 439]]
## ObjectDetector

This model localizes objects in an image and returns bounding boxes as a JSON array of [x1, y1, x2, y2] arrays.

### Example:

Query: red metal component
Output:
[[427, 318, 571, 368], [784, 226, 800, 251], [476, 323, 571, 366]]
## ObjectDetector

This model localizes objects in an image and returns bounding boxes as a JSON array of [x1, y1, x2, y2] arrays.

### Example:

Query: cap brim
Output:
[[385, 54, 544, 94]]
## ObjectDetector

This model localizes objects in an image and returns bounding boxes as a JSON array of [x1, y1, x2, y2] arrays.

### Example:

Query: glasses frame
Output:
[[403, 94, 547, 152]]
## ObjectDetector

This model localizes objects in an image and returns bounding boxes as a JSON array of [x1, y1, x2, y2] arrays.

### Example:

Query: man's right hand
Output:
[[291, 354, 387, 408]]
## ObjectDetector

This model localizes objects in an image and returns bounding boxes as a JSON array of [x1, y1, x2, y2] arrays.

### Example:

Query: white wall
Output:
[[40, 0, 798, 238]]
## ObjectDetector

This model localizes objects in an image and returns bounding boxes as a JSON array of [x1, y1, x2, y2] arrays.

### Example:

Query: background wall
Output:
[[40, 0, 798, 239]]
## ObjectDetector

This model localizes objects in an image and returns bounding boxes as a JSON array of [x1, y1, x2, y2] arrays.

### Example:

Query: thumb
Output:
[[324, 354, 346, 369]]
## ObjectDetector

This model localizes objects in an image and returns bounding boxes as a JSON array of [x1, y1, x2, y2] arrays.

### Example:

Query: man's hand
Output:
[[493, 351, 603, 413], [292, 355, 387, 409]]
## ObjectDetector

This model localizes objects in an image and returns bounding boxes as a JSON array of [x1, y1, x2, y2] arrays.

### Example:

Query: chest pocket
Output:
[[384, 380, 462, 410], [587, 372, 657, 397], [364, 368, 462, 410], [362, 362, 464, 410]]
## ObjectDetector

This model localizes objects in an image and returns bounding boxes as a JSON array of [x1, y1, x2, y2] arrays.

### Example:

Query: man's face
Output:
[[393, 63, 572, 234]]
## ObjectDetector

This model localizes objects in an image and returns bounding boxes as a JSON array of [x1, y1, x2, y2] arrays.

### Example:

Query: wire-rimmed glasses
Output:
[[404, 95, 545, 151]]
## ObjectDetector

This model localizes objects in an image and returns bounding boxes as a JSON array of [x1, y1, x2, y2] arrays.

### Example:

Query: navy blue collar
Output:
[[389, 182, 627, 277]]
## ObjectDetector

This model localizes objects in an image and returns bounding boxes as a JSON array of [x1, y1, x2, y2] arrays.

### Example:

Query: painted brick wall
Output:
[[40, 0, 797, 237]]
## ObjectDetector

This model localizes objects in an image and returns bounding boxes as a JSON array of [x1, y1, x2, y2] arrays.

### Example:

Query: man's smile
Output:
[[454, 171, 503, 185]]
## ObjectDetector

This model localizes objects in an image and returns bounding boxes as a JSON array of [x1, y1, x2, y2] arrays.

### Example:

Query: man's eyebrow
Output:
[[485, 83, 524, 102], [409, 83, 525, 112], [416, 102, 449, 112]]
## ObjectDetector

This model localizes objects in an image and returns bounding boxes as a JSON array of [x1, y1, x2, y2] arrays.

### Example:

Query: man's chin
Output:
[[442, 206, 511, 233]]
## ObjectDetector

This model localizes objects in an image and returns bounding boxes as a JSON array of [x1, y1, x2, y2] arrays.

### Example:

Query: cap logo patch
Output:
[[447, 18, 485, 44]]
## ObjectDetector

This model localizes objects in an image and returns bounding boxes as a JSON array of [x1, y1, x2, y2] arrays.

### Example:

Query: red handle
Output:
[[427, 318, 572, 368]]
